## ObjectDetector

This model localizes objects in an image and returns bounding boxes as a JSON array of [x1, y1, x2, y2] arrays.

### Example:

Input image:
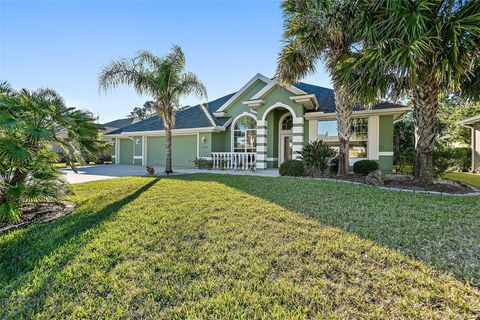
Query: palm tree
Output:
[[336, 0, 480, 183], [98, 46, 207, 174], [276, 0, 359, 176], [0, 82, 102, 221]]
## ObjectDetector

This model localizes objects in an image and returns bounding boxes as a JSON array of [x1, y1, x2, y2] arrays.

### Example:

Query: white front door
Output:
[[280, 134, 293, 164]]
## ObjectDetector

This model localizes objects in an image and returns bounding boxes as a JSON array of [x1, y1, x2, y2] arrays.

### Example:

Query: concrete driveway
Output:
[[61, 165, 280, 184]]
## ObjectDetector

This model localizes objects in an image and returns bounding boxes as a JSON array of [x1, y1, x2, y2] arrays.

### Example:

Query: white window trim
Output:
[[316, 117, 370, 160], [231, 112, 257, 153]]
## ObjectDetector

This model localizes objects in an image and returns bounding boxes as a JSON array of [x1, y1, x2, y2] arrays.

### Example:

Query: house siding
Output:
[[378, 115, 394, 172], [133, 136, 143, 165]]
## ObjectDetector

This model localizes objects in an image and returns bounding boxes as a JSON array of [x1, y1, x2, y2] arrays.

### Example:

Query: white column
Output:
[[473, 124, 480, 172], [141, 135, 146, 166], [115, 138, 120, 164], [368, 115, 379, 160], [308, 119, 318, 142], [256, 119, 267, 169]]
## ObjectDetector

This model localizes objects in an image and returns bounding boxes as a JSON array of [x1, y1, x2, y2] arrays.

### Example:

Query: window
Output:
[[281, 115, 293, 130], [233, 116, 256, 153], [317, 118, 368, 158]]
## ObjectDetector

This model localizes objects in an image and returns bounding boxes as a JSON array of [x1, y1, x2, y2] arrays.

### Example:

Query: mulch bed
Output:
[[0, 201, 75, 233], [312, 173, 477, 194]]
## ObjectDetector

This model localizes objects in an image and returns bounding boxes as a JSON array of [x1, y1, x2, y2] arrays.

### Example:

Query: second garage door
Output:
[[146, 135, 197, 168]]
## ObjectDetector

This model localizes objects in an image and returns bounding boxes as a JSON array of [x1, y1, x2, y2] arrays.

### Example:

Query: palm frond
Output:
[[175, 72, 208, 100]]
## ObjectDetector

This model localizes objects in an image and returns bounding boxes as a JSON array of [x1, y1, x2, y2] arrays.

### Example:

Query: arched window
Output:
[[233, 116, 256, 153], [281, 115, 293, 130]]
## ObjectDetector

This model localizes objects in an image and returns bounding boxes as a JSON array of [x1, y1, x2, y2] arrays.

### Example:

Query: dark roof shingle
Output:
[[102, 118, 135, 129]]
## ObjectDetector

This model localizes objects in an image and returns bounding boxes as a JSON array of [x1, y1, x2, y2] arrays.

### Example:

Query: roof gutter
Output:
[[304, 107, 411, 119]]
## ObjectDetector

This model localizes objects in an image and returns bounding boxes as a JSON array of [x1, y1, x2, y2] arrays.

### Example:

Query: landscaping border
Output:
[[0, 201, 76, 234]]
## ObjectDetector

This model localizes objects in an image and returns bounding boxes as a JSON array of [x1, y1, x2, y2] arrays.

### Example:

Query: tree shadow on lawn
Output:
[[0, 177, 159, 317], [175, 173, 480, 287]]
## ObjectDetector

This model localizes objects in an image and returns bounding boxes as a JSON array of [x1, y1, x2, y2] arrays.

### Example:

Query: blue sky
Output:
[[1, 0, 331, 123]]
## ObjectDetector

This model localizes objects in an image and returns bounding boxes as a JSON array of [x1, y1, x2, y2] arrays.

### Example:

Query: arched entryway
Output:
[[256, 102, 304, 169]]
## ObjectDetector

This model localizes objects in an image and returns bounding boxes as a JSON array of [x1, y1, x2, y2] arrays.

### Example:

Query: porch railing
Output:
[[211, 152, 256, 170]]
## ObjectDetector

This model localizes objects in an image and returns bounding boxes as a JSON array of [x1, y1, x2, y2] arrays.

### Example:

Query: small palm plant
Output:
[[0, 82, 102, 222], [298, 140, 336, 175], [98, 45, 207, 174]]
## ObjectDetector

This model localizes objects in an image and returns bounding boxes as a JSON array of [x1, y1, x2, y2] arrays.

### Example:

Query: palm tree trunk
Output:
[[333, 83, 352, 176], [163, 115, 173, 175], [412, 74, 439, 183]]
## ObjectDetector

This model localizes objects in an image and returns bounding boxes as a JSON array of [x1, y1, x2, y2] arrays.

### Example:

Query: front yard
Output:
[[445, 172, 480, 189], [1, 175, 479, 318]]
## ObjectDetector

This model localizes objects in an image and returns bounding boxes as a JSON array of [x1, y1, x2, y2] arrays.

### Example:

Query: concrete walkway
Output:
[[61, 165, 280, 184]]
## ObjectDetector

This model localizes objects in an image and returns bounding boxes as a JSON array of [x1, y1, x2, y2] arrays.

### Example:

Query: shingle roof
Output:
[[106, 81, 406, 135], [107, 104, 213, 135], [102, 118, 136, 129], [295, 82, 405, 113]]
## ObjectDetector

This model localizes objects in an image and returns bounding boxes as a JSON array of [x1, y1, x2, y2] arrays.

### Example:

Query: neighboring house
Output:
[[104, 73, 409, 171], [459, 114, 480, 172]]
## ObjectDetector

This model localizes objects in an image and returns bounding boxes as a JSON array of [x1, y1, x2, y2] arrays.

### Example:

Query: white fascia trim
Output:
[[242, 99, 264, 107], [200, 104, 217, 127], [289, 94, 318, 110], [304, 107, 411, 119], [215, 73, 271, 113], [221, 118, 233, 129], [457, 114, 480, 126], [106, 127, 220, 137], [213, 111, 227, 117], [250, 79, 306, 101]]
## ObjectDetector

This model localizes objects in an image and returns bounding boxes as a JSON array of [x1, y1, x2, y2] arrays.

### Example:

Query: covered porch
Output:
[[211, 102, 304, 170]]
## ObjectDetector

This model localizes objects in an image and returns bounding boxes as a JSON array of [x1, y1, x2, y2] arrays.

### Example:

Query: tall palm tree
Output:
[[99, 46, 207, 174], [276, 0, 359, 176], [336, 0, 480, 183]]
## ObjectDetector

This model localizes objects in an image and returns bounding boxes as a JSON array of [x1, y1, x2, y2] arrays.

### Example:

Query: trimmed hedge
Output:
[[279, 160, 305, 177], [353, 160, 379, 175]]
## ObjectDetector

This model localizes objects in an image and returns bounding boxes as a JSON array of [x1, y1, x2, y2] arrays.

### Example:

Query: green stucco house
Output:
[[105, 73, 409, 171]]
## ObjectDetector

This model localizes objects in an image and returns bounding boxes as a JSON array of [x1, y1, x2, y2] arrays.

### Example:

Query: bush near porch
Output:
[[1, 175, 479, 318]]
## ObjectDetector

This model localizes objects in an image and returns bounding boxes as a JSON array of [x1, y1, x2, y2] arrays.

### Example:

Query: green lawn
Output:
[[445, 171, 480, 189], [1, 175, 479, 318]]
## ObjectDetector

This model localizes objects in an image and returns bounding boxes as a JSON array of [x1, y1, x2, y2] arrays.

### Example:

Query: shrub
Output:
[[298, 140, 336, 175], [194, 157, 213, 169], [279, 160, 305, 177], [353, 160, 379, 175], [432, 142, 456, 178], [329, 156, 339, 174], [453, 147, 471, 172]]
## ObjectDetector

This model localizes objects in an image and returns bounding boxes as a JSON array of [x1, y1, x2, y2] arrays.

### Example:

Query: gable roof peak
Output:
[[214, 73, 271, 114]]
